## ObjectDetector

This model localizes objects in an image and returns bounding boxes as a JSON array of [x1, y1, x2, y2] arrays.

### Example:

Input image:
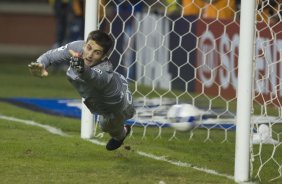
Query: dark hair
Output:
[[87, 30, 113, 56]]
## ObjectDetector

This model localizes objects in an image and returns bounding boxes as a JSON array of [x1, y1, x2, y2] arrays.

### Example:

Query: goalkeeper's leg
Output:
[[99, 114, 131, 151], [99, 102, 135, 151]]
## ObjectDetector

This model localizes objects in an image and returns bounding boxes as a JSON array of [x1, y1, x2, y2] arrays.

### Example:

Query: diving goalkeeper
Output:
[[28, 30, 135, 151]]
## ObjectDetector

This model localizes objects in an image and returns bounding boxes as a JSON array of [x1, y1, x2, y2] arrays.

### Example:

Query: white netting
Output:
[[251, 0, 282, 182], [96, 0, 282, 182]]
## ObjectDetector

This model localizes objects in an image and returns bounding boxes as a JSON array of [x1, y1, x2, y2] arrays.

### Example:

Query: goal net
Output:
[[93, 0, 282, 182]]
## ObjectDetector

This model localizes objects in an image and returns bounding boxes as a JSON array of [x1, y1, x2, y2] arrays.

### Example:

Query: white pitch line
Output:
[[0, 114, 68, 137], [0, 114, 234, 181], [87, 139, 106, 146], [136, 151, 234, 180]]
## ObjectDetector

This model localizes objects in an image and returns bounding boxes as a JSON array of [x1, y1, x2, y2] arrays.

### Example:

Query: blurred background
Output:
[[0, 0, 85, 56]]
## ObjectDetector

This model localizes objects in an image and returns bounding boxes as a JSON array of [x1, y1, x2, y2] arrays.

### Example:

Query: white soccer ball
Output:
[[167, 104, 203, 131]]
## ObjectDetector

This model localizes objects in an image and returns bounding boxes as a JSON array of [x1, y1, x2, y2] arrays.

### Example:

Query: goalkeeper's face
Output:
[[82, 40, 105, 66]]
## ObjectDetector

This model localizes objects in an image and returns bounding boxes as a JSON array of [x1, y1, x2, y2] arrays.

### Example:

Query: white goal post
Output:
[[81, 0, 282, 182], [234, 0, 256, 182], [80, 0, 98, 139]]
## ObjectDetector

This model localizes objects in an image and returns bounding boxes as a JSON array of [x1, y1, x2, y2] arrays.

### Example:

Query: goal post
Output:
[[234, 0, 256, 182], [80, 0, 98, 139]]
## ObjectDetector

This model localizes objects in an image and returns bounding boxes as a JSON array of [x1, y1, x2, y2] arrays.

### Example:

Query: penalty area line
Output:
[[0, 114, 234, 181]]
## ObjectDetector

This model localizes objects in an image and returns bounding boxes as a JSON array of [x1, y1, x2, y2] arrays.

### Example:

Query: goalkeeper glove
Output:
[[70, 56, 85, 73], [69, 49, 85, 73]]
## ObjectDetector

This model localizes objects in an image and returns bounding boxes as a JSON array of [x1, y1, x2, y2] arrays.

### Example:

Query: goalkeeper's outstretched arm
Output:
[[27, 41, 84, 78], [28, 62, 48, 78]]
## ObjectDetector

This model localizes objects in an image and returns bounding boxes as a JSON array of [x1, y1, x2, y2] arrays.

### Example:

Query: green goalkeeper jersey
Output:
[[37, 40, 134, 117]]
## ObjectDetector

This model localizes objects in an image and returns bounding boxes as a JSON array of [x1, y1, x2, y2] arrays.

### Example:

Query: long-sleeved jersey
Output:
[[37, 40, 133, 116]]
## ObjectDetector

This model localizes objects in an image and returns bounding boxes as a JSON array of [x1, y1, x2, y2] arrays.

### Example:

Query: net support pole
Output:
[[81, 0, 98, 139], [234, 0, 256, 182]]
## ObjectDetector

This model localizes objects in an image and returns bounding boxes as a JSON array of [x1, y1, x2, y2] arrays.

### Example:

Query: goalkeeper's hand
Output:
[[69, 50, 84, 73], [28, 62, 48, 78]]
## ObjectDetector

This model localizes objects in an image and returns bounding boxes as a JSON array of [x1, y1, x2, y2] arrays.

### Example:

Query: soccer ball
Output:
[[166, 104, 203, 131]]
